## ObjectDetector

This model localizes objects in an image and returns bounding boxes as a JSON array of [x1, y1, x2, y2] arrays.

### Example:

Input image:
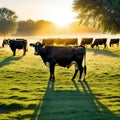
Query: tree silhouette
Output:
[[0, 7, 18, 36], [73, 0, 120, 33]]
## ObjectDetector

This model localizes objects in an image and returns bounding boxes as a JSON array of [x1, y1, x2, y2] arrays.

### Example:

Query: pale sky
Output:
[[0, 0, 77, 26]]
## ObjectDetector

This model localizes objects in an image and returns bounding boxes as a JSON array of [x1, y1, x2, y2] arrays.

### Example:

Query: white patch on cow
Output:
[[36, 42, 40, 46], [46, 62, 50, 68], [55, 63, 59, 66], [7, 40, 10, 45], [66, 61, 78, 69], [71, 61, 76, 64], [74, 62, 78, 70]]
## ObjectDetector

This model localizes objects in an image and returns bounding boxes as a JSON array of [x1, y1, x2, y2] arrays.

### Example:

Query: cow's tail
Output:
[[25, 40, 28, 52], [83, 48, 87, 81]]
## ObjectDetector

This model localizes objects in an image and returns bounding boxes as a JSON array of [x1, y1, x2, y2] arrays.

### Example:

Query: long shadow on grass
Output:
[[0, 56, 22, 68], [87, 48, 120, 57], [31, 81, 120, 120]]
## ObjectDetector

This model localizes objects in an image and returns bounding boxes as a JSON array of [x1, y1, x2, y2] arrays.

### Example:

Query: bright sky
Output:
[[0, 0, 77, 26]]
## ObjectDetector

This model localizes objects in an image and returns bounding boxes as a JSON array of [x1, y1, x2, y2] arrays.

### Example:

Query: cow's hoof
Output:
[[78, 79, 82, 82], [49, 78, 55, 82], [83, 79, 86, 82], [52, 79, 55, 82], [71, 79, 74, 81]]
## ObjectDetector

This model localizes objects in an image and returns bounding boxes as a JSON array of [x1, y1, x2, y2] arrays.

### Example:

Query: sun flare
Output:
[[53, 18, 70, 27], [49, 3, 75, 27]]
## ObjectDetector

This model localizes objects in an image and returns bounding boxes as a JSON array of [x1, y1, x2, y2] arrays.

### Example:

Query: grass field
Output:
[[0, 45, 120, 120]]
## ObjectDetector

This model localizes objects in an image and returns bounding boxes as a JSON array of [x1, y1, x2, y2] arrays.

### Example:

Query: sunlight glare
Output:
[[53, 17, 70, 27], [49, 2, 75, 27]]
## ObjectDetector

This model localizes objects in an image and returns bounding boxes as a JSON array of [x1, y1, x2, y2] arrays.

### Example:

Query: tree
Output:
[[0, 7, 18, 36], [72, 0, 120, 33], [17, 19, 36, 36]]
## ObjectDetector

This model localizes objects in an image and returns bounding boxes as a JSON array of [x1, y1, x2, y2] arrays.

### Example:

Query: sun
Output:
[[51, 11, 72, 27], [53, 18, 70, 27], [50, 4, 75, 27]]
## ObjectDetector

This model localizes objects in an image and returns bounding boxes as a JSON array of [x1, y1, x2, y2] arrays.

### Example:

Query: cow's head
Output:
[[91, 44, 94, 48], [30, 42, 44, 55], [2, 39, 12, 47], [2, 39, 8, 47]]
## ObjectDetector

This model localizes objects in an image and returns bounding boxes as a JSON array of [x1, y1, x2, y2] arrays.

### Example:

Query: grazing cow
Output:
[[80, 38, 93, 46], [30, 42, 86, 81], [91, 38, 107, 49], [109, 38, 119, 47], [2, 39, 8, 47], [2, 39, 27, 56], [65, 38, 78, 46], [55, 38, 65, 45], [42, 39, 54, 46], [42, 38, 78, 46]]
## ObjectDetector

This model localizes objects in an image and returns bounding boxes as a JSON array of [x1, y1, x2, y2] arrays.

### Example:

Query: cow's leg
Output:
[[12, 49, 16, 56], [79, 65, 83, 82], [23, 46, 27, 56], [83, 65, 87, 81], [77, 60, 83, 82], [49, 63, 55, 81], [104, 43, 107, 49], [23, 48, 26, 56], [96, 45, 99, 49], [71, 63, 78, 81], [117, 42, 119, 47], [71, 69, 78, 81]]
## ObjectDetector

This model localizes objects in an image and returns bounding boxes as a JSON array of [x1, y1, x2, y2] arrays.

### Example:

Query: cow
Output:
[[65, 38, 78, 46], [109, 38, 119, 47], [2, 39, 27, 56], [42, 38, 78, 46], [80, 38, 93, 46], [2, 39, 8, 47], [91, 38, 107, 49], [42, 39, 54, 46], [30, 42, 86, 81]]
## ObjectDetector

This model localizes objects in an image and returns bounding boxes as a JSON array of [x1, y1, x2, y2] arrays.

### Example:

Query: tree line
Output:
[[16, 19, 99, 36]]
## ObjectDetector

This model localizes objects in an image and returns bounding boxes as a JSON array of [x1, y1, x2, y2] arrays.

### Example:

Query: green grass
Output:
[[0, 46, 120, 120]]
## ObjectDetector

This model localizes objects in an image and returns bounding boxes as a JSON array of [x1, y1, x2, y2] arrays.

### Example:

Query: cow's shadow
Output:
[[0, 56, 22, 68], [31, 81, 120, 120], [87, 48, 120, 57]]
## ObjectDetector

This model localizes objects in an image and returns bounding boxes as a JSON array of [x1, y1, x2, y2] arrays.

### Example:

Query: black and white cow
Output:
[[91, 38, 107, 49], [109, 38, 119, 47], [2, 39, 27, 56], [30, 42, 86, 81]]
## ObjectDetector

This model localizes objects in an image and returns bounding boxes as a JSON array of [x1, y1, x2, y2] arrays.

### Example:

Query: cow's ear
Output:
[[29, 43, 35, 47]]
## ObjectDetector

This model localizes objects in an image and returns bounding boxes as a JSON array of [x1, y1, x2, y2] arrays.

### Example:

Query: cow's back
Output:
[[94, 38, 107, 44], [81, 38, 93, 45], [44, 46, 74, 58]]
